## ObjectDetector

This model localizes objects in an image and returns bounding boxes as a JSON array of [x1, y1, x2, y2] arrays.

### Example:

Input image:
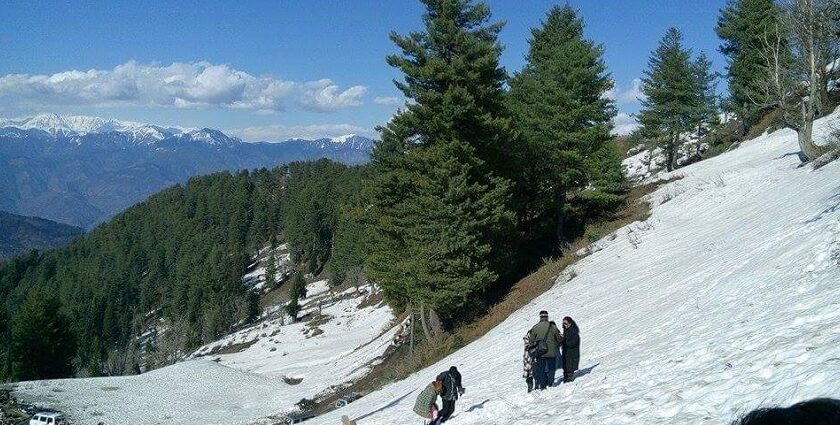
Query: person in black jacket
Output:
[[560, 316, 580, 383], [435, 366, 465, 422]]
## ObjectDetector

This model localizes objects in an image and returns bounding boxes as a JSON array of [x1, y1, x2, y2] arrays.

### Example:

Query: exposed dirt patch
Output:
[[201, 339, 259, 356], [357, 290, 384, 309], [308, 313, 333, 328]]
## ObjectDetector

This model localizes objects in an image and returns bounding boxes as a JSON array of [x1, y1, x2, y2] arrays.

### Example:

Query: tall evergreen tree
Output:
[[716, 0, 786, 127], [9, 290, 76, 380], [285, 273, 306, 320], [384, 0, 516, 177], [638, 28, 699, 172], [692, 51, 720, 138], [366, 0, 517, 321], [264, 238, 278, 289], [507, 5, 624, 244]]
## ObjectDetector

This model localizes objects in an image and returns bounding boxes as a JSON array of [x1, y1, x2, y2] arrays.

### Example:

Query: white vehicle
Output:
[[29, 412, 66, 425]]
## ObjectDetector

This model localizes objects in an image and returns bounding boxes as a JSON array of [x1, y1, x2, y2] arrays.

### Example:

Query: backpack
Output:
[[527, 323, 553, 358]]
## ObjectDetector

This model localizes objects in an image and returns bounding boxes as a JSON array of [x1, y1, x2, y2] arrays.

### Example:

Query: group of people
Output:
[[523, 310, 580, 392], [412, 311, 580, 424], [413, 366, 465, 424]]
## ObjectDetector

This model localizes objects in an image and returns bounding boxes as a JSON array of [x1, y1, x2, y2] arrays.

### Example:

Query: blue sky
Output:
[[0, 0, 728, 140]]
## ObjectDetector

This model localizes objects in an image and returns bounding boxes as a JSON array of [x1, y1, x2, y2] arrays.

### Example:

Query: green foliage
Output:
[[9, 289, 76, 380], [692, 51, 720, 130], [716, 0, 786, 126], [283, 160, 365, 275], [285, 273, 306, 320], [367, 138, 515, 318], [329, 203, 367, 286], [264, 240, 278, 290], [0, 168, 286, 380], [507, 5, 624, 240], [385, 0, 517, 185], [246, 291, 261, 324], [366, 0, 517, 320], [638, 28, 701, 172]]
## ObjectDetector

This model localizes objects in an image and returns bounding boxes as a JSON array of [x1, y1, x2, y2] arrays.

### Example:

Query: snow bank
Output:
[[314, 114, 840, 423], [14, 280, 396, 424], [13, 361, 286, 424]]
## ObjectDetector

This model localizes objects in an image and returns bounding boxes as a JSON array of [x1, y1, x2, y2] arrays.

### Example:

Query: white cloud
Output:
[[373, 96, 403, 107], [297, 79, 367, 112], [229, 123, 375, 142], [0, 61, 367, 114], [612, 112, 640, 136], [604, 78, 646, 105]]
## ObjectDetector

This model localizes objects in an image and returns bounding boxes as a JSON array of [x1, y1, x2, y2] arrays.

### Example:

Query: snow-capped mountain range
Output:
[[0, 114, 375, 228], [0, 113, 369, 147]]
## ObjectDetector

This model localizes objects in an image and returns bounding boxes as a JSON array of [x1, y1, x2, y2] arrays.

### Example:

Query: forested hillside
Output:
[[0, 160, 366, 381], [0, 211, 83, 260]]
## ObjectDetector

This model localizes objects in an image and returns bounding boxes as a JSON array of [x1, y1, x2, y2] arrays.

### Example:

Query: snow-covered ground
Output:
[[242, 243, 293, 292], [13, 280, 397, 424], [313, 113, 840, 424]]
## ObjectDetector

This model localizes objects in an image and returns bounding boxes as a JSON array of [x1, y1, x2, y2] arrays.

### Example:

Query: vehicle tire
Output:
[[335, 399, 348, 408]]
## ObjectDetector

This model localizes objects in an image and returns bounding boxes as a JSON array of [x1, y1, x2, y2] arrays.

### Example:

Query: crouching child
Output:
[[413, 380, 444, 424]]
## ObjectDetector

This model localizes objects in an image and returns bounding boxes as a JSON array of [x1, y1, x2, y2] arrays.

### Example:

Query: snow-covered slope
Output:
[[313, 114, 840, 424], [13, 280, 397, 424]]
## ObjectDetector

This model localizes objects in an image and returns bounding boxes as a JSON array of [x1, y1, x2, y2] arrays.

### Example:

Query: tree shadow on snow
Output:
[[465, 399, 491, 413], [774, 151, 802, 160], [804, 199, 840, 224], [354, 389, 415, 421]]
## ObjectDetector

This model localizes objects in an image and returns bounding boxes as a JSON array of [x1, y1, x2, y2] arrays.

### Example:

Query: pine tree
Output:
[[264, 238, 277, 289], [385, 0, 516, 177], [285, 273, 306, 320], [692, 51, 720, 139], [638, 28, 699, 172], [507, 5, 624, 243], [716, 0, 786, 127], [366, 0, 517, 320], [9, 290, 76, 380], [329, 205, 367, 286], [246, 291, 261, 324]]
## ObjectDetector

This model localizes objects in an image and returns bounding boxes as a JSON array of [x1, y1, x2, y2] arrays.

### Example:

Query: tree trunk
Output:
[[409, 306, 415, 354], [555, 190, 566, 248], [798, 118, 825, 161], [428, 308, 444, 337], [666, 137, 676, 172], [419, 302, 433, 342]]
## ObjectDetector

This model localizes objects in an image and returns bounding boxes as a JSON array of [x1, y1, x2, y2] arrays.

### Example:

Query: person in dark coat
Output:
[[435, 366, 465, 422], [527, 310, 563, 389], [560, 316, 580, 382], [551, 320, 563, 373]]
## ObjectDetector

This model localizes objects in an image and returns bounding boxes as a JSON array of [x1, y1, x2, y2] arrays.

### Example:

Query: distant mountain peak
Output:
[[331, 134, 357, 144], [178, 128, 242, 146], [0, 113, 186, 141]]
